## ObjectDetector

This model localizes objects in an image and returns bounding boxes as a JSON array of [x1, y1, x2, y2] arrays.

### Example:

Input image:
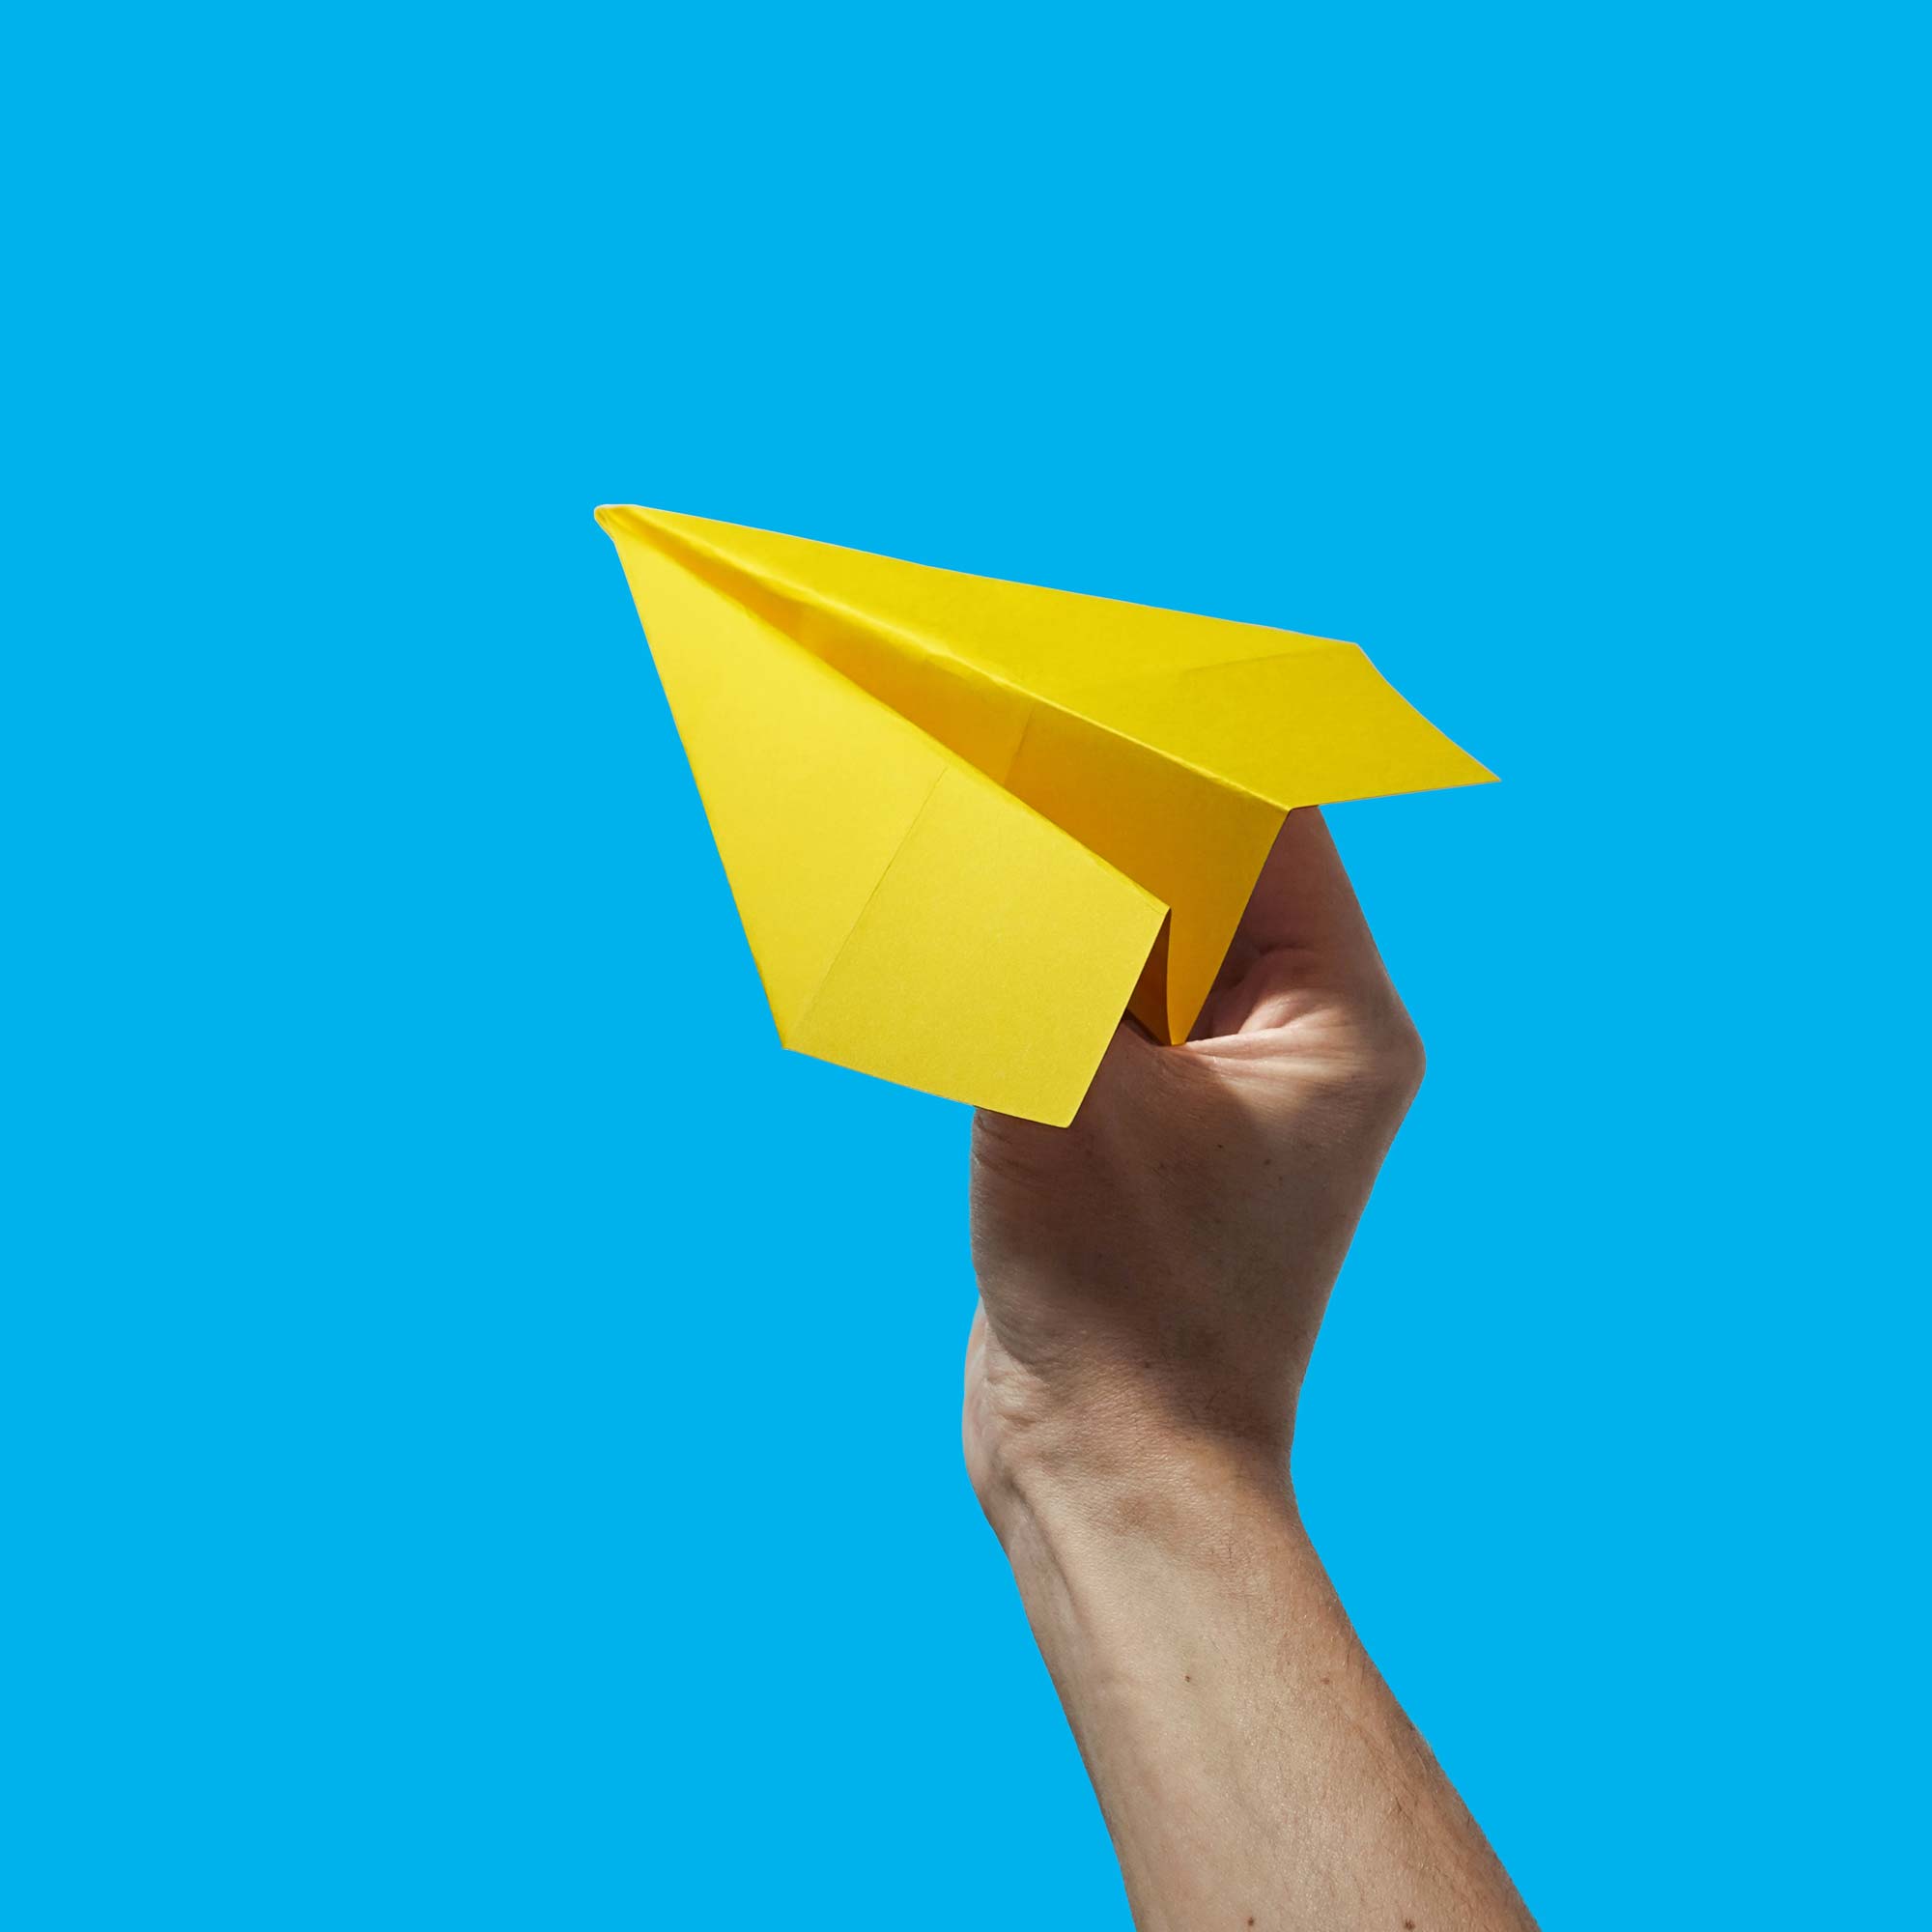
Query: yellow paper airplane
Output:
[[596, 505, 1492, 1125]]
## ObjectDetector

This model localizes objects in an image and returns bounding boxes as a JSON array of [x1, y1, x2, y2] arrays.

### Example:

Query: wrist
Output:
[[965, 1323, 1297, 1541], [971, 1398, 1295, 1555]]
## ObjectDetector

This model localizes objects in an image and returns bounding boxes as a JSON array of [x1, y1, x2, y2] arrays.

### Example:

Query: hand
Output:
[[961, 807, 1535, 1932], [965, 806, 1425, 1519]]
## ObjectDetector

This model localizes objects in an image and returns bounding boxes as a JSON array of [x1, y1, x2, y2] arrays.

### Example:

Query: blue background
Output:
[[8, 4, 1924, 1925]]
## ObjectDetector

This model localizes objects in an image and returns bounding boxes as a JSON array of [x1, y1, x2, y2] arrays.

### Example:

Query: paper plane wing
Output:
[[596, 504, 1492, 1124]]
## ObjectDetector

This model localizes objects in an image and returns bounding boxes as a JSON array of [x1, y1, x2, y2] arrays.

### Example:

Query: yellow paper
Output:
[[595, 504, 1493, 1124]]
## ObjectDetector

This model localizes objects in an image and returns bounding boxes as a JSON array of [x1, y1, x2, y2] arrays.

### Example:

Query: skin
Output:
[[965, 808, 1536, 1932]]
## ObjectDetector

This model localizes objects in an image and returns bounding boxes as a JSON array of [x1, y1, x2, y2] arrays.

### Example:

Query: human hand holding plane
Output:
[[966, 808, 1535, 1931]]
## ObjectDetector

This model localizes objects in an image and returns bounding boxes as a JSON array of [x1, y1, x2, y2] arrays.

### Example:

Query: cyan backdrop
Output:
[[9, 4, 1923, 1926]]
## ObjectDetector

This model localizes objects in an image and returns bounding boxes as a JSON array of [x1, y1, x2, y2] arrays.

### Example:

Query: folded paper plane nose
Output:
[[596, 503, 1492, 1123]]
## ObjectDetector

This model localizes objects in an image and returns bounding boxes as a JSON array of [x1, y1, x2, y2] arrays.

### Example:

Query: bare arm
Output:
[[965, 809, 1535, 1932]]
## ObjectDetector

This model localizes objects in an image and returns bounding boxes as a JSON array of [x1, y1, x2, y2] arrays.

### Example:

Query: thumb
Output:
[[1192, 810, 1391, 1037]]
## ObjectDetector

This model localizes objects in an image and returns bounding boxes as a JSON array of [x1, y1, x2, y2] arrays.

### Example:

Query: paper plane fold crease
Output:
[[595, 504, 1493, 1125]]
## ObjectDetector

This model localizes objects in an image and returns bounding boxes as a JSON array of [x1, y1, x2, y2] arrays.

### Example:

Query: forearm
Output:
[[986, 1438, 1536, 1932]]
